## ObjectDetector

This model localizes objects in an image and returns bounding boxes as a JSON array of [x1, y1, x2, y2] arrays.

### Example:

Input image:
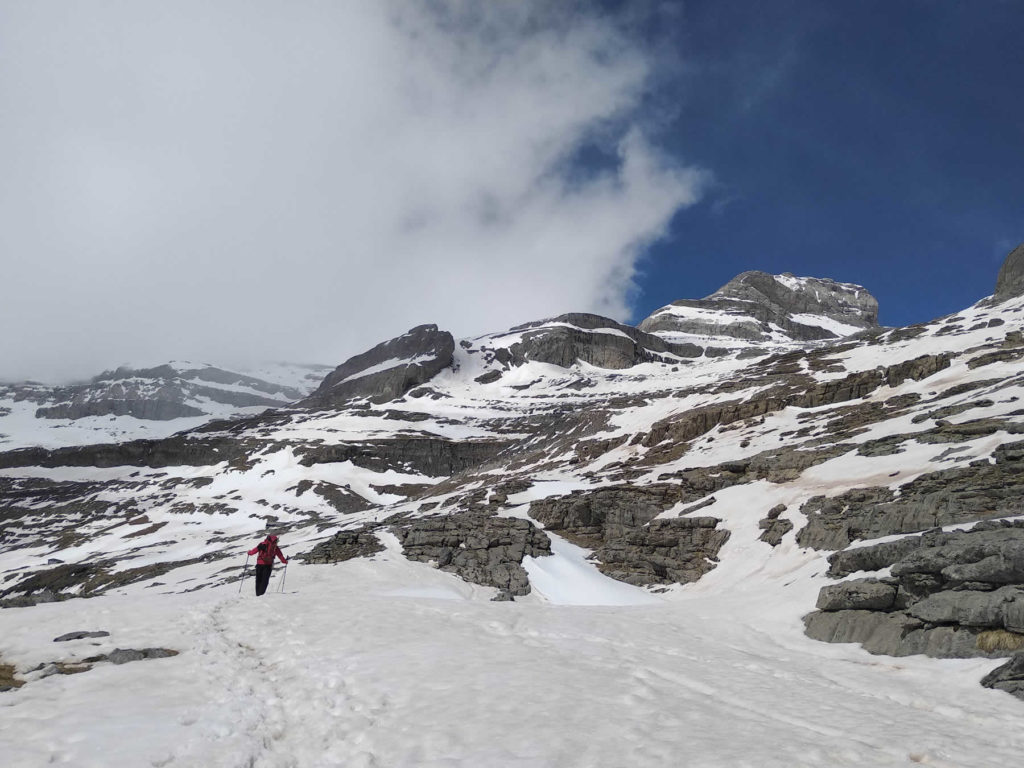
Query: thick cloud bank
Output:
[[0, 1, 706, 382]]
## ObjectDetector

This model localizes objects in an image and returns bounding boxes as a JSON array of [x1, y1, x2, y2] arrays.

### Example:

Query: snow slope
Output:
[[1, 543, 1021, 768]]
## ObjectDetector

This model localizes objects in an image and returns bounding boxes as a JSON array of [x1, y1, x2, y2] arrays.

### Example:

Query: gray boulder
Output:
[[54, 630, 110, 642], [816, 579, 897, 611], [907, 586, 1024, 628], [302, 324, 455, 407], [981, 653, 1024, 700]]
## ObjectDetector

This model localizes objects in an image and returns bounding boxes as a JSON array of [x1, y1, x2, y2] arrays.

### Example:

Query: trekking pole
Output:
[[238, 553, 250, 595], [279, 563, 288, 593]]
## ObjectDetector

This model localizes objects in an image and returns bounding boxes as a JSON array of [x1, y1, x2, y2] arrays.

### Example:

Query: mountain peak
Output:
[[994, 242, 1024, 302], [640, 270, 879, 345]]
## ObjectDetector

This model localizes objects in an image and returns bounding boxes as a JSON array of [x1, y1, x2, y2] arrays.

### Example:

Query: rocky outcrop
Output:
[[495, 313, 703, 370], [394, 513, 551, 598], [54, 631, 111, 642], [0, 434, 253, 470], [295, 437, 512, 478], [302, 324, 455, 407], [593, 517, 730, 586], [797, 440, 1024, 550], [982, 653, 1024, 700], [530, 485, 730, 586], [804, 520, 1024, 659], [758, 504, 792, 547], [642, 353, 950, 451], [640, 271, 879, 343], [994, 242, 1024, 302], [304, 529, 385, 563]]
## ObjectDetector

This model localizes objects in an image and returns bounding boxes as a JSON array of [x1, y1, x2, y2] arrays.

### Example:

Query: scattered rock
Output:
[[54, 630, 111, 642], [0, 659, 24, 691], [758, 504, 792, 547], [84, 648, 179, 665]]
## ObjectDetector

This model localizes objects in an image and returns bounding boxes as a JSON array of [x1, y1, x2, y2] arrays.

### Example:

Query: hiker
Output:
[[247, 534, 288, 596]]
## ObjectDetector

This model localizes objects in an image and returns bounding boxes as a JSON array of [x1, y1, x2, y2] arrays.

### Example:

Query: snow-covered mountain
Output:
[[3, 252, 1024, 766], [0, 361, 332, 450]]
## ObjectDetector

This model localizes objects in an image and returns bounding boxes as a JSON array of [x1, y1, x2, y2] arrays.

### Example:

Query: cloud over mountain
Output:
[[0, 0, 706, 382]]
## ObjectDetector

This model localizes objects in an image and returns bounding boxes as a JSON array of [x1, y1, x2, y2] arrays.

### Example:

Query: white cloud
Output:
[[0, 0, 707, 382]]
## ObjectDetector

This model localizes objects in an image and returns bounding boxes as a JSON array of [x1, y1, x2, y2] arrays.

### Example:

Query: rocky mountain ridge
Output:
[[0, 361, 331, 451], [3, 251, 1024, 700], [639, 269, 879, 344]]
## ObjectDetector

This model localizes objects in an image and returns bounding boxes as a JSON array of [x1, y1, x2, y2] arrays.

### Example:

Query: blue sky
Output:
[[1, 1, 1021, 379], [630, 0, 1023, 327]]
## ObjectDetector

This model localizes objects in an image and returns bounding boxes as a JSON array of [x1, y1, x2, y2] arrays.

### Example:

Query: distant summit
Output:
[[639, 270, 879, 345]]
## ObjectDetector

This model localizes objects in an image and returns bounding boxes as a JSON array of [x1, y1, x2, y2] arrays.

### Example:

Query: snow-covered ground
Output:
[[1, 537, 1020, 768]]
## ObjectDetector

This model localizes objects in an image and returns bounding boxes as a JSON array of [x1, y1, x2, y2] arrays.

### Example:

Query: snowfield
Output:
[[1, 537, 1022, 768]]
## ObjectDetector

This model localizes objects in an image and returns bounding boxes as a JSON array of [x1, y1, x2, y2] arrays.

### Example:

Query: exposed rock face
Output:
[[530, 485, 730, 586], [804, 521, 1024, 658], [640, 271, 879, 343], [394, 513, 551, 598], [994, 242, 1024, 302], [643, 353, 950, 453], [982, 653, 1024, 700], [797, 440, 1024, 551], [302, 324, 455, 407], [498, 313, 703, 369], [295, 437, 512, 478], [303, 529, 385, 563]]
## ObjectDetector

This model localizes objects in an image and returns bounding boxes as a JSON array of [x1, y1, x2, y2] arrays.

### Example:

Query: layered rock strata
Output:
[[394, 513, 552, 599], [640, 270, 879, 342], [302, 324, 455, 407], [804, 520, 1024, 659], [530, 485, 730, 586]]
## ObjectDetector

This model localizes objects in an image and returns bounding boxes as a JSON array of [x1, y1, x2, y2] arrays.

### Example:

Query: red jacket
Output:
[[249, 537, 288, 566]]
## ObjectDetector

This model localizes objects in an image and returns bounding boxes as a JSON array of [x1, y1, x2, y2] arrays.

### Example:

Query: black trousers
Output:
[[254, 564, 273, 596]]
